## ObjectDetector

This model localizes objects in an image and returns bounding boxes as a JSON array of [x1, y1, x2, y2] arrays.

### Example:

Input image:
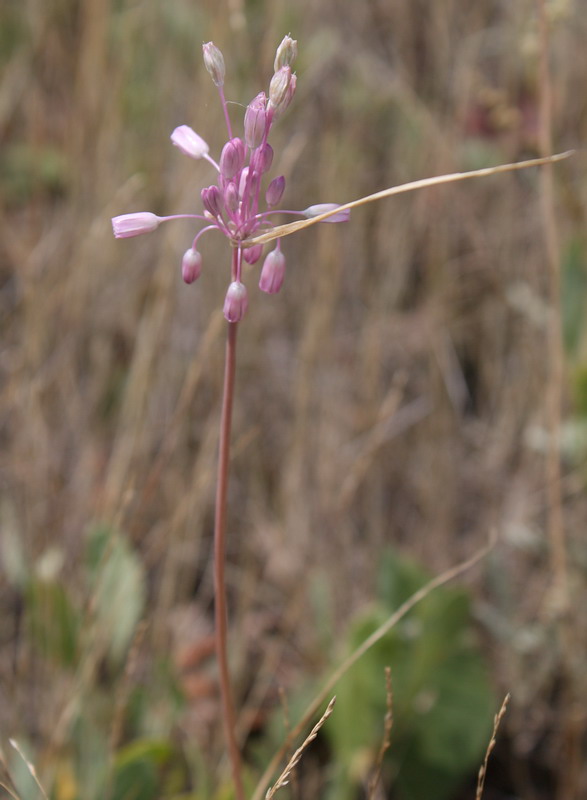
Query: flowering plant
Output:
[[111, 34, 570, 800], [112, 36, 349, 322]]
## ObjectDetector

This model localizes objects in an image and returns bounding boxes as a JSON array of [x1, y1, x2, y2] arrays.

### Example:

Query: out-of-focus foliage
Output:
[[325, 550, 494, 800]]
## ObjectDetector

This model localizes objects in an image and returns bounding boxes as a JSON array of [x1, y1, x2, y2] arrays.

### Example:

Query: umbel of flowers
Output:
[[112, 36, 349, 322]]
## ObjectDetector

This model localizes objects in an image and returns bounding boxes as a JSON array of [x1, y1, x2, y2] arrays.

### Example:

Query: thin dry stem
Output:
[[244, 151, 573, 247], [277, 686, 299, 800], [252, 533, 496, 800], [367, 667, 394, 800], [536, 2, 568, 608], [0, 782, 20, 800], [475, 693, 510, 800], [265, 697, 337, 800]]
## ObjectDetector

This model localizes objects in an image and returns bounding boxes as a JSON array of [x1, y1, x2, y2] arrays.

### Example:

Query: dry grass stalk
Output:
[[366, 666, 394, 800], [277, 686, 300, 800], [246, 151, 573, 247], [265, 696, 337, 800], [475, 693, 511, 800]]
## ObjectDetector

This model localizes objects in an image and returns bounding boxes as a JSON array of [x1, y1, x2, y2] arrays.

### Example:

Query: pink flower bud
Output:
[[220, 138, 246, 180], [238, 167, 249, 199], [202, 42, 225, 87], [259, 248, 286, 294], [224, 181, 239, 214], [112, 212, 160, 239], [223, 281, 249, 322], [244, 92, 268, 149], [268, 66, 291, 110], [269, 69, 296, 118], [170, 126, 209, 159], [283, 73, 297, 110], [265, 175, 285, 207], [201, 185, 223, 217], [247, 170, 261, 201], [274, 35, 298, 72], [250, 143, 273, 174], [243, 244, 263, 265], [181, 248, 202, 284], [303, 203, 350, 223]]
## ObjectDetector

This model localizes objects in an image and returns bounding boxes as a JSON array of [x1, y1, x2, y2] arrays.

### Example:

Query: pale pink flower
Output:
[[171, 126, 209, 159], [112, 37, 349, 322], [259, 248, 286, 294], [223, 282, 248, 322], [112, 212, 161, 238], [303, 204, 351, 223]]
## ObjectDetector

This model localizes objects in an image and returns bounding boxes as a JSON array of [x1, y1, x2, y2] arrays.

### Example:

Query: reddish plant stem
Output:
[[214, 316, 245, 800]]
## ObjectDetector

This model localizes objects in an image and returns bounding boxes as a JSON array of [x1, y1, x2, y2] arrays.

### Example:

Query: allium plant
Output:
[[112, 36, 350, 800], [112, 34, 570, 800], [112, 36, 349, 322]]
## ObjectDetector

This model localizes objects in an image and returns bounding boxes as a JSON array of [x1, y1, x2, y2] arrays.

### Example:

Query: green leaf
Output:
[[324, 548, 495, 800], [25, 577, 79, 666], [87, 524, 146, 666], [562, 237, 587, 356]]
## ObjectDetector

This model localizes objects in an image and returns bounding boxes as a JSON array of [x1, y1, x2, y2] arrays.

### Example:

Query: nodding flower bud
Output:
[[202, 42, 225, 87], [170, 126, 209, 159], [259, 248, 286, 294], [244, 92, 268, 149], [265, 175, 285, 207], [112, 212, 160, 239], [201, 185, 223, 217], [220, 137, 246, 180], [224, 181, 239, 214], [243, 244, 263, 265], [303, 203, 351, 223], [274, 35, 298, 72], [223, 281, 249, 322], [250, 143, 273, 174], [181, 248, 202, 284]]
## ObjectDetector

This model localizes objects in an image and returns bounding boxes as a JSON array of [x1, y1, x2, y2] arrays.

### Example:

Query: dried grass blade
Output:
[[475, 693, 511, 800], [244, 151, 574, 247], [265, 696, 337, 800]]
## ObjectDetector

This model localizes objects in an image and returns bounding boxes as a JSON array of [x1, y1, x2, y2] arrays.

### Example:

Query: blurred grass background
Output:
[[1, 0, 587, 798]]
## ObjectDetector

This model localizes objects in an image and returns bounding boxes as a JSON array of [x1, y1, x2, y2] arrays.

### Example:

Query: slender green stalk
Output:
[[214, 316, 245, 800]]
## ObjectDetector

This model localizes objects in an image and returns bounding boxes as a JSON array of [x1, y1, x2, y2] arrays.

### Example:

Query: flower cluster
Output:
[[112, 36, 349, 322]]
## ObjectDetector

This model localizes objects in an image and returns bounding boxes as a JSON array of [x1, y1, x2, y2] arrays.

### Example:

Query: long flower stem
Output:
[[214, 319, 245, 800]]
